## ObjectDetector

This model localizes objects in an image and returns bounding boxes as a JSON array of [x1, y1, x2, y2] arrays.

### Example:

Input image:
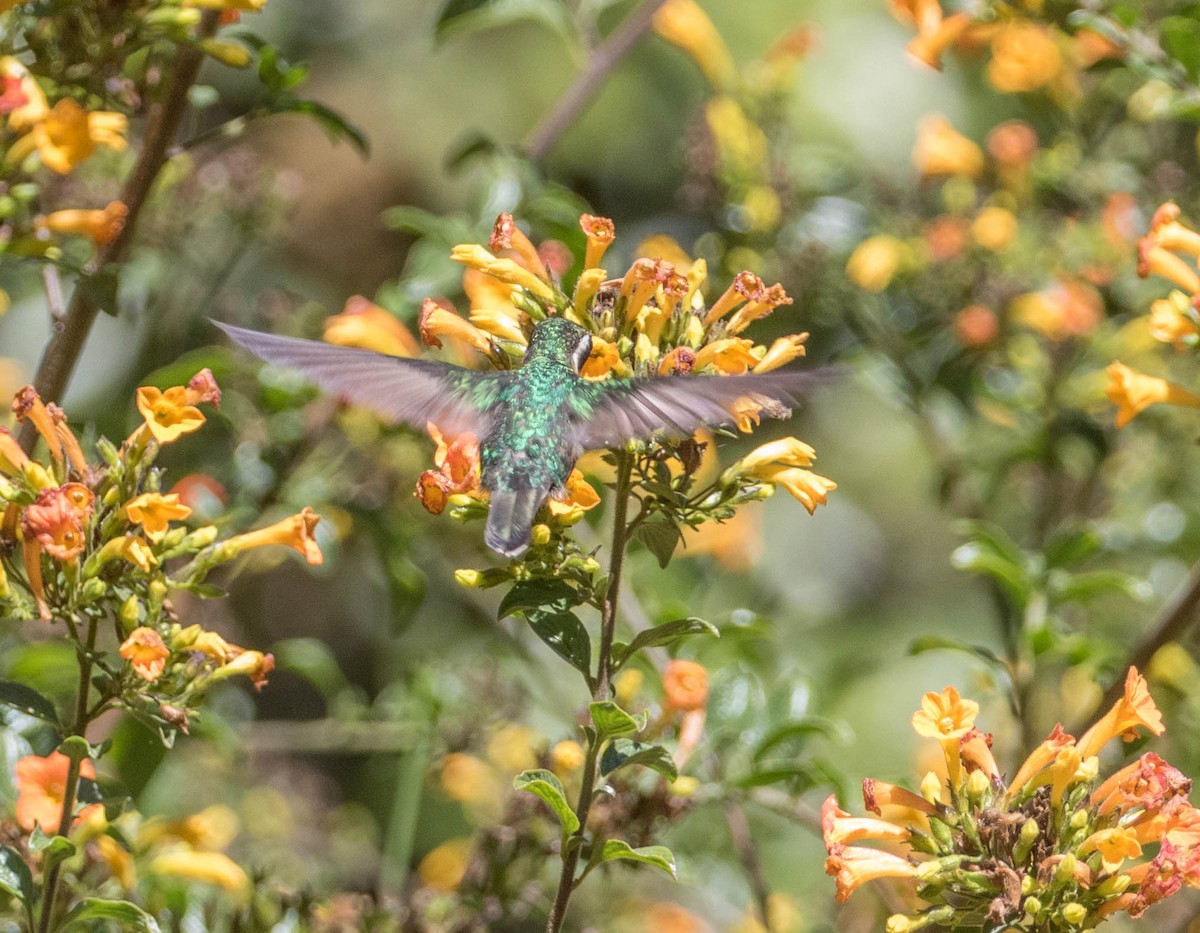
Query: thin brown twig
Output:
[[523, 0, 670, 163], [725, 799, 773, 931], [19, 12, 220, 454], [1075, 557, 1200, 736]]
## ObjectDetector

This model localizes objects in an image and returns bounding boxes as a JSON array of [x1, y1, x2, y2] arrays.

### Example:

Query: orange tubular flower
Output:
[[959, 727, 999, 778], [1106, 361, 1200, 428], [1091, 752, 1191, 817], [752, 334, 808, 374], [620, 257, 666, 325], [702, 271, 764, 327], [464, 268, 529, 346], [38, 200, 128, 246], [222, 507, 323, 565], [546, 469, 601, 524], [1008, 723, 1074, 798], [418, 298, 496, 356], [657, 346, 696, 376], [821, 795, 912, 846], [662, 659, 708, 712], [8, 98, 127, 174], [825, 843, 918, 903], [582, 337, 624, 380], [323, 296, 421, 357], [1079, 827, 1143, 874], [21, 485, 91, 561], [12, 385, 63, 462], [579, 214, 615, 271], [1076, 667, 1164, 760], [48, 404, 89, 477], [726, 283, 792, 333], [907, 12, 971, 71], [651, 0, 736, 89], [120, 627, 170, 682], [490, 213, 546, 280], [136, 386, 206, 444], [912, 114, 984, 179], [449, 244, 555, 301], [1146, 202, 1200, 256], [986, 21, 1064, 93], [862, 778, 937, 816], [125, 493, 192, 544], [15, 751, 98, 832], [1137, 239, 1200, 294]]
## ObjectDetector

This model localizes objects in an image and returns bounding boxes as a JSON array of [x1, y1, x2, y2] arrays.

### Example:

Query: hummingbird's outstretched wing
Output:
[[214, 321, 504, 437], [568, 371, 819, 450]]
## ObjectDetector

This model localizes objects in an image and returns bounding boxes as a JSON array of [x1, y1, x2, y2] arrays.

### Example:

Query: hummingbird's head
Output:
[[525, 317, 592, 373]]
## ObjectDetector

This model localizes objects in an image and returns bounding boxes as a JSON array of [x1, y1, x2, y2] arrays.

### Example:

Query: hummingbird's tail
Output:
[[484, 488, 545, 558]]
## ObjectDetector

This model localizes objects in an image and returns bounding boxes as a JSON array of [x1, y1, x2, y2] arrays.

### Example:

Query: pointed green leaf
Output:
[[907, 636, 1008, 670], [600, 739, 678, 781], [950, 542, 1031, 607], [1050, 570, 1151, 605], [753, 717, 850, 762], [434, 0, 573, 43], [600, 840, 677, 878], [513, 769, 579, 834], [589, 701, 644, 739], [498, 579, 578, 620], [1043, 527, 1100, 569], [62, 897, 161, 932], [0, 681, 61, 727], [632, 518, 682, 569], [527, 609, 592, 675], [615, 618, 718, 667], [0, 847, 31, 904]]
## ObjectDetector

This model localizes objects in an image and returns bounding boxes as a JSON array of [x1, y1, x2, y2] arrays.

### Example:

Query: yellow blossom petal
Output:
[[136, 386, 206, 444], [125, 493, 191, 544], [1106, 362, 1200, 428]]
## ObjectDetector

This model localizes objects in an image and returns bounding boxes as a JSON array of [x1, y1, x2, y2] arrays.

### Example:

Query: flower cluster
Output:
[[823, 669, 1200, 929], [325, 211, 833, 577], [0, 375, 321, 735], [1105, 202, 1200, 426]]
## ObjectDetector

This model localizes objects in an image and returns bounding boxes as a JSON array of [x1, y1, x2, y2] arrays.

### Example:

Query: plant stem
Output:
[[523, 0, 670, 163], [19, 11, 220, 455], [545, 450, 634, 933], [1075, 556, 1200, 736], [724, 799, 772, 931], [36, 616, 98, 933]]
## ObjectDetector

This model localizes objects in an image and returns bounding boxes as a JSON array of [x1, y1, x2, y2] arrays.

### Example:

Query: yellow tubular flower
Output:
[[418, 298, 496, 355], [693, 338, 759, 374], [726, 283, 792, 333], [705, 96, 769, 174], [907, 12, 971, 70], [546, 469, 601, 524], [11, 385, 62, 462], [38, 200, 128, 247], [1079, 828, 1142, 874], [581, 337, 622, 380], [846, 235, 905, 292], [825, 844, 918, 903], [8, 99, 127, 174], [754, 334, 809, 373], [912, 114, 985, 178], [652, 0, 737, 89], [1106, 362, 1200, 428], [125, 493, 192, 544], [1147, 203, 1200, 256], [572, 267, 606, 317], [119, 627, 170, 682], [220, 507, 323, 565], [464, 267, 529, 344], [912, 685, 978, 787], [1137, 240, 1200, 293], [1076, 667, 1164, 760], [323, 296, 421, 357], [1, 57, 48, 130], [417, 839, 471, 892], [757, 466, 836, 513], [821, 795, 912, 847], [150, 851, 249, 894], [1148, 296, 1200, 349], [580, 214, 615, 270], [449, 245, 555, 300], [92, 535, 157, 573], [136, 386, 206, 444], [0, 427, 29, 475]]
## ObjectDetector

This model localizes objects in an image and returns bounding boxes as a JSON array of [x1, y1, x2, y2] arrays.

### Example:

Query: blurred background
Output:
[[4, 0, 1200, 928]]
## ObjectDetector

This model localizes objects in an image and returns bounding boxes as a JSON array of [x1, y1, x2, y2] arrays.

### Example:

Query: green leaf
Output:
[[950, 542, 1031, 607], [908, 636, 1009, 670], [753, 716, 849, 762], [600, 739, 678, 781], [0, 847, 32, 904], [267, 97, 368, 154], [61, 897, 161, 932], [599, 840, 677, 878], [76, 264, 121, 317], [1051, 570, 1152, 605], [1162, 17, 1200, 80], [614, 618, 718, 667], [1043, 527, 1100, 568], [444, 131, 501, 170], [632, 517, 682, 569], [589, 701, 645, 739], [733, 761, 837, 792], [527, 609, 592, 675], [498, 579, 578, 619], [513, 769, 579, 835], [0, 680, 60, 726], [434, 0, 573, 43]]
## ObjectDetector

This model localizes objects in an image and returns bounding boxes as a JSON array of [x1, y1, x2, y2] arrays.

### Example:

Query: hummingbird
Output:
[[216, 317, 813, 558]]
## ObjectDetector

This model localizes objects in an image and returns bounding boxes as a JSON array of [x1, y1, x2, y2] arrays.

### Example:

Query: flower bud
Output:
[[78, 578, 106, 605], [182, 526, 219, 549], [22, 462, 54, 491], [96, 438, 119, 468], [1060, 903, 1086, 925], [1014, 817, 1039, 865], [1023, 896, 1042, 917], [145, 6, 202, 26], [119, 594, 141, 631], [1055, 853, 1078, 885], [530, 524, 550, 546], [920, 771, 942, 805], [1068, 808, 1088, 831], [667, 775, 700, 797], [198, 39, 251, 68], [455, 569, 484, 588], [965, 768, 989, 805]]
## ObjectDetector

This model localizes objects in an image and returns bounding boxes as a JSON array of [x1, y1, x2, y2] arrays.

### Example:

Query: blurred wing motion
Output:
[[214, 321, 499, 437], [569, 371, 820, 450]]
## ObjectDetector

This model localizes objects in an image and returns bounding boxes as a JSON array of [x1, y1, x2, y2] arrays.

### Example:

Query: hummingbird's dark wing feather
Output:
[[214, 321, 501, 437], [569, 371, 817, 450]]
